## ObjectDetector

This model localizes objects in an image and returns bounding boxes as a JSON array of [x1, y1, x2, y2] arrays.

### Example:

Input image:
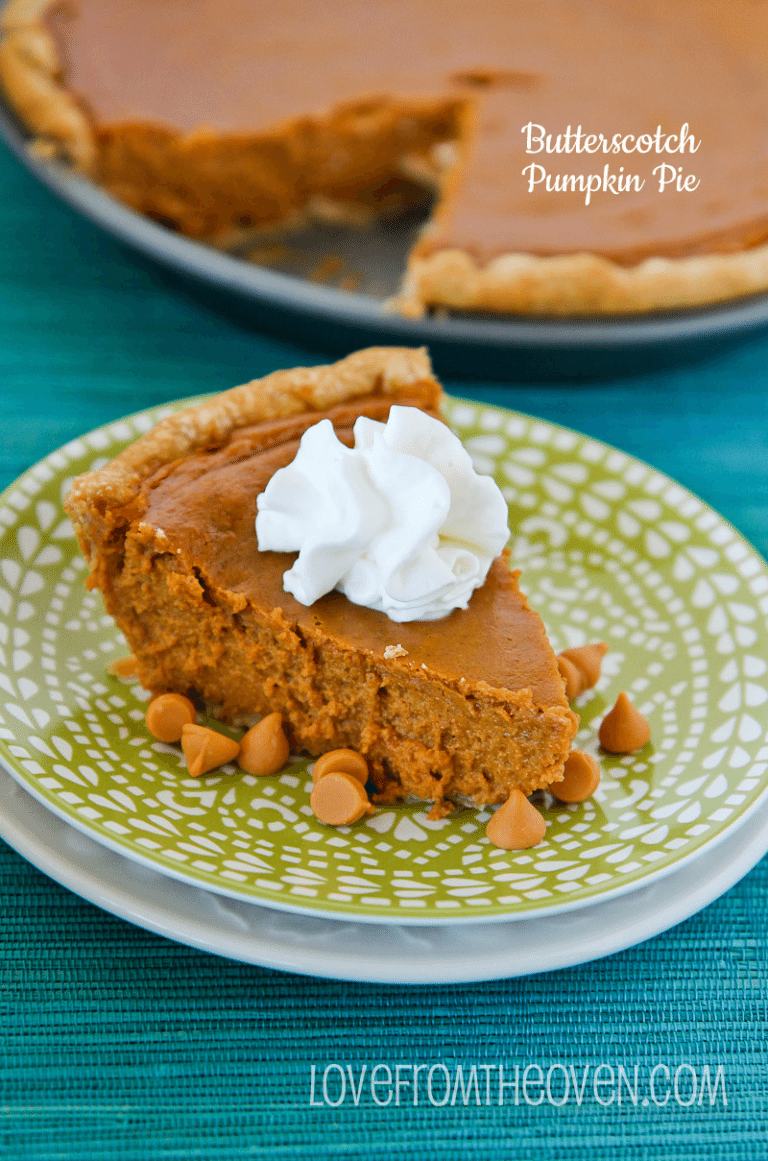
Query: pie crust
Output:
[[0, 0, 95, 170], [64, 346, 578, 815], [399, 246, 768, 318], [5, 0, 767, 315]]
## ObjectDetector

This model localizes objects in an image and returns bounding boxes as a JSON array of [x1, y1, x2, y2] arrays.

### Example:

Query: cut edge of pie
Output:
[[4, 0, 768, 318], [64, 345, 579, 817]]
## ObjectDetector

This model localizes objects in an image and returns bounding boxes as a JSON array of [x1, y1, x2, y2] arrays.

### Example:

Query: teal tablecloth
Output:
[[1, 143, 766, 1160]]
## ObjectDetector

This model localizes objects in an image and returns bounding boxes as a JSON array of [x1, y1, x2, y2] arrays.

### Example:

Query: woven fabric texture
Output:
[[0, 142, 767, 1160]]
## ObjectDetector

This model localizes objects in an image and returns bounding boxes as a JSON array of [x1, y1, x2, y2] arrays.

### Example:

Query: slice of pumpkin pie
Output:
[[65, 347, 577, 816]]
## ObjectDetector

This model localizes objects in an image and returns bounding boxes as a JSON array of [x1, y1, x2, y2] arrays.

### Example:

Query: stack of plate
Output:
[[1, 398, 767, 982]]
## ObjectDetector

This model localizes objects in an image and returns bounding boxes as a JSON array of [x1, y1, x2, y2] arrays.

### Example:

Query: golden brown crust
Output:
[[65, 346, 441, 543], [401, 244, 768, 317], [0, 0, 95, 170]]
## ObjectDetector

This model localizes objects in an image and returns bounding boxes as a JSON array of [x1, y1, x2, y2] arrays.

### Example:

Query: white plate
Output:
[[1, 760, 766, 983]]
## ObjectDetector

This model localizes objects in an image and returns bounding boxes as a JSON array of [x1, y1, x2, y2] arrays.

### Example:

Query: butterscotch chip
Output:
[[486, 789, 547, 850], [107, 655, 138, 678], [238, 712, 290, 776], [310, 771, 371, 826], [181, 723, 241, 777], [552, 750, 601, 803], [599, 692, 651, 754], [558, 642, 608, 694], [145, 692, 197, 743], [312, 748, 369, 785], [557, 655, 583, 700]]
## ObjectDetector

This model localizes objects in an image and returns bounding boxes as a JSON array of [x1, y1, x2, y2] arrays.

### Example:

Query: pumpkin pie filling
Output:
[[4, 0, 768, 313], [65, 349, 577, 815]]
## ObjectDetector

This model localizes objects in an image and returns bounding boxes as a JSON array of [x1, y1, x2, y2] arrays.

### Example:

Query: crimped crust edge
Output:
[[0, 0, 95, 169], [400, 245, 768, 317], [65, 346, 440, 542]]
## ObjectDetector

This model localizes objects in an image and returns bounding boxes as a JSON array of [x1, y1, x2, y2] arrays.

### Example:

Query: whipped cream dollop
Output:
[[255, 406, 510, 622]]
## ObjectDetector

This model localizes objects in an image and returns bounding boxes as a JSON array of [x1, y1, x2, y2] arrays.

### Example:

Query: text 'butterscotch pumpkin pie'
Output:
[[3, 0, 768, 315], [64, 347, 578, 818]]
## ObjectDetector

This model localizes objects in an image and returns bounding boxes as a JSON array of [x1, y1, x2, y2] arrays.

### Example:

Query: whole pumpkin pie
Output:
[[64, 347, 578, 816], [4, 0, 768, 315]]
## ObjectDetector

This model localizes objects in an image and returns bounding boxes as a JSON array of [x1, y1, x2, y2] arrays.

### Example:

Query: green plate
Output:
[[1, 397, 767, 924]]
